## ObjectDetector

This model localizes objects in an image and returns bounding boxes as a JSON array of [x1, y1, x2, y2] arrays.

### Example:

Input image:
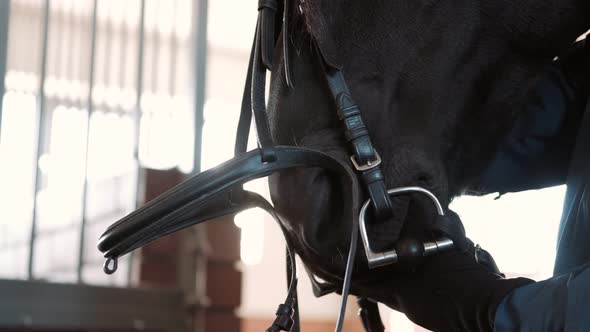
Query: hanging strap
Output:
[[252, 14, 277, 162], [234, 34, 255, 156], [357, 298, 385, 332]]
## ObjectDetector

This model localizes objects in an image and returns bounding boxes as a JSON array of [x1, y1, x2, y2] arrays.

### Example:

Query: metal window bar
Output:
[[28, 0, 51, 280], [168, 0, 178, 96], [192, 0, 208, 174], [150, 0, 159, 95], [186, 3, 209, 331], [0, 0, 10, 139], [130, 0, 147, 285], [77, 0, 99, 283], [101, 2, 113, 97]]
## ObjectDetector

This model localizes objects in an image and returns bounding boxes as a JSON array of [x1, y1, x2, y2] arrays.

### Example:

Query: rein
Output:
[[97, 1, 465, 331]]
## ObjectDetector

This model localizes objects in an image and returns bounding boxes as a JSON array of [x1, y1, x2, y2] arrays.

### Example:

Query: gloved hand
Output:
[[354, 248, 534, 332]]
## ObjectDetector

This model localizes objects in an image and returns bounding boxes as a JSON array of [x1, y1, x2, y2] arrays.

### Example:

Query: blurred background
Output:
[[0, 0, 569, 331]]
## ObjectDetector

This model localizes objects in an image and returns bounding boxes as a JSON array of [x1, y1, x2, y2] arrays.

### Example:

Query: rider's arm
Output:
[[476, 40, 590, 194]]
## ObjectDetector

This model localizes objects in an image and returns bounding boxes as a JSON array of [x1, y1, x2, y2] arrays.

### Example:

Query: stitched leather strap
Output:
[[319, 51, 401, 250], [236, 0, 289, 157], [258, 0, 278, 70], [234, 33, 256, 156], [252, 17, 277, 162]]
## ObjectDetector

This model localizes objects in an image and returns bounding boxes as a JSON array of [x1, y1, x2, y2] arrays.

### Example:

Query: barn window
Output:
[[0, 0, 197, 285]]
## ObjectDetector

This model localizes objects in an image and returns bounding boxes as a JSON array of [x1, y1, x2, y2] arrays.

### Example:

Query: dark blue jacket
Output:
[[481, 40, 590, 330], [480, 41, 590, 275]]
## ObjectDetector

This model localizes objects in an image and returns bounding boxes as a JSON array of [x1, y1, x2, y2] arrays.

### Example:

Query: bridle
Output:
[[97, 1, 465, 331]]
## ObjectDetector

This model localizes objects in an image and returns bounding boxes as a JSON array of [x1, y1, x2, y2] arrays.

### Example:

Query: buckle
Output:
[[358, 186, 454, 268], [350, 152, 382, 171]]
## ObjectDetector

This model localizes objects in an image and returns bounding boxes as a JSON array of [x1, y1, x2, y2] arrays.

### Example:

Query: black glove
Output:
[[356, 248, 534, 332]]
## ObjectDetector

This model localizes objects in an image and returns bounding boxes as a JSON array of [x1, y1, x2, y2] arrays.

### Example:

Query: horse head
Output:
[[268, 0, 589, 300]]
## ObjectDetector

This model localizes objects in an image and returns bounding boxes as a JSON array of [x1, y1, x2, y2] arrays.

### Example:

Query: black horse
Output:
[[268, 1, 590, 330]]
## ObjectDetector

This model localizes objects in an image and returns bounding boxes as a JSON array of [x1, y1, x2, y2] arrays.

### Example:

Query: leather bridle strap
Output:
[[234, 5, 301, 332], [235, 0, 285, 157], [318, 51, 401, 250], [251, 0, 280, 162], [234, 33, 255, 156]]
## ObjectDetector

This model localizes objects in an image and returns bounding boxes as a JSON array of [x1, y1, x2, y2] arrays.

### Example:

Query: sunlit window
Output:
[[0, 91, 37, 280], [234, 208, 265, 266], [389, 308, 418, 332], [0, 0, 196, 285], [139, 93, 194, 172], [451, 186, 566, 280], [200, 97, 267, 266]]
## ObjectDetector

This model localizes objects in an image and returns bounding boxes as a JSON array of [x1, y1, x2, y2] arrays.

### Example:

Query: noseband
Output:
[[97, 1, 466, 331]]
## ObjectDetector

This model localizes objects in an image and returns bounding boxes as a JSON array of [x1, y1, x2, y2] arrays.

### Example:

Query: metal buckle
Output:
[[350, 152, 382, 171], [358, 186, 454, 268]]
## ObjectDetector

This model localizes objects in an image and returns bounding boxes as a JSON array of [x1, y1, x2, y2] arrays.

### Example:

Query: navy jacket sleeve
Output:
[[478, 61, 588, 194]]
